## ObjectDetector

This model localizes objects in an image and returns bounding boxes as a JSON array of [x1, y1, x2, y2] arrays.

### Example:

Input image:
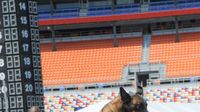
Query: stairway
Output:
[[142, 34, 151, 63]]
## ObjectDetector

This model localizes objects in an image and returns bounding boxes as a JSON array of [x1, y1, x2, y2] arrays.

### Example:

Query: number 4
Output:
[[0, 45, 2, 53], [19, 2, 26, 11]]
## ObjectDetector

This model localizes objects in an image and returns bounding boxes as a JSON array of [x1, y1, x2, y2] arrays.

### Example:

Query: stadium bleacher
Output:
[[41, 32, 200, 86], [150, 32, 200, 78], [38, 0, 200, 20], [41, 37, 142, 86], [146, 86, 200, 103], [37, 0, 200, 112], [44, 86, 200, 112], [44, 92, 118, 112], [1, 0, 200, 111]]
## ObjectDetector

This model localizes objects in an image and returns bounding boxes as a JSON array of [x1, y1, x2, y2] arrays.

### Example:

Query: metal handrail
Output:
[[147, 76, 200, 86], [40, 27, 200, 43]]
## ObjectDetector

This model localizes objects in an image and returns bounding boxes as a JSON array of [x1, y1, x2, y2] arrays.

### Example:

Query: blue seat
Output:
[[52, 12, 79, 18], [114, 7, 140, 14], [177, 2, 200, 9], [38, 13, 52, 20], [88, 5, 112, 11], [150, 1, 174, 6], [38, 0, 200, 20]]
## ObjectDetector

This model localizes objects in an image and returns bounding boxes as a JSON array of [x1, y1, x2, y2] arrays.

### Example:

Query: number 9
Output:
[[0, 73, 5, 80]]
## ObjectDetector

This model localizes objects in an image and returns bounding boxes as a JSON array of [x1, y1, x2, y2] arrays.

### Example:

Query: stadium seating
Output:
[[146, 86, 200, 103], [150, 32, 200, 78], [41, 38, 142, 86], [44, 92, 118, 112], [44, 86, 200, 112], [41, 32, 200, 86], [38, 0, 200, 20]]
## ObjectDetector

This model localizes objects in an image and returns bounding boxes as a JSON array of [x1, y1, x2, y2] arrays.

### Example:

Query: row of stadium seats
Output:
[[146, 86, 200, 103], [44, 86, 200, 112], [38, 0, 200, 20], [150, 33, 200, 78], [41, 32, 200, 86], [44, 92, 118, 112], [41, 38, 142, 85]]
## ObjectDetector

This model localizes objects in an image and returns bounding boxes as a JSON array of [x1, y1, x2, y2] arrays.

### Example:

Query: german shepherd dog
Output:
[[101, 87, 148, 112]]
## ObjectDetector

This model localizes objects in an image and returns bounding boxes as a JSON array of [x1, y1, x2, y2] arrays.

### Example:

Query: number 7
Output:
[[0, 32, 2, 40]]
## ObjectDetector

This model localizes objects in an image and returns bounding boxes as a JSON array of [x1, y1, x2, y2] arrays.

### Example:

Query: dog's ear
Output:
[[136, 85, 144, 96], [120, 87, 131, 103]]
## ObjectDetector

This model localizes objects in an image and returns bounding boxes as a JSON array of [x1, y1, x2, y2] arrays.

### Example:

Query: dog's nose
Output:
[[144, 109, 149, 112]]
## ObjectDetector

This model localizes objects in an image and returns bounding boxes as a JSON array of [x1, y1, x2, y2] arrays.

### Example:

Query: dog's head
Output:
[[120, 87, 148, 112]]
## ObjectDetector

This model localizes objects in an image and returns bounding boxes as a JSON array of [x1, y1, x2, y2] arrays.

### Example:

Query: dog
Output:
[[101, 87, 148, 112], [136, 85, 144, 96]]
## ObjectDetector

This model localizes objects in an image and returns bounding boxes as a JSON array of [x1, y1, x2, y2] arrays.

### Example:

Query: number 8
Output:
[[0, 59, 5, 67]]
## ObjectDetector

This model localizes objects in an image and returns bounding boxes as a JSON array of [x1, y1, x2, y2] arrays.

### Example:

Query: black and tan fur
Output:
[[101, 87, 148, 112]]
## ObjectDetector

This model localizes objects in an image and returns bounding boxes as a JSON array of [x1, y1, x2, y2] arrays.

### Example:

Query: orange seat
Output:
[[150, 32, 200, 78], [41, 38, 142, 86], [41, 32, 200, 86]]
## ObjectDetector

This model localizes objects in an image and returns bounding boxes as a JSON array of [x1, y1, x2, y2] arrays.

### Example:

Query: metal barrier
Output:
[[147, 76, 200, 86], [40, 27, 200, 43]]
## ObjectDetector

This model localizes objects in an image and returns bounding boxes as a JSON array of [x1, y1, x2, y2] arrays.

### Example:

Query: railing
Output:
[[152, 27, 200, 35], [43, 80, 134, 92], [40, 32, 142, 43], [40, 26, 200, 44], [147, 76, 200, 86], [126, 61, 164, 67], [43, 76, 200, 92]]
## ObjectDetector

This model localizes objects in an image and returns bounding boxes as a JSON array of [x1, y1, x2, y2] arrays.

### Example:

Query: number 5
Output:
[[20, 16, 27, 25]]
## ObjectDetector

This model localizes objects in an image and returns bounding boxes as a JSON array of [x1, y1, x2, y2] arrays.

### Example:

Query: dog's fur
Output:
[[101, 87, 148, 112]]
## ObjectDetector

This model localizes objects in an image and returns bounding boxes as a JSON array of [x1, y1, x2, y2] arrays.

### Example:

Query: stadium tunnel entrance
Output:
[[137, 73, 150, 87], [122, 62, 166, 88]]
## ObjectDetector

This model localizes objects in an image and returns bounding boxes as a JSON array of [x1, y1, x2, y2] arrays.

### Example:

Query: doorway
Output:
[[137, 74, 149, 87], [142, 0, 150, 4], [80, 0, 88, 8]]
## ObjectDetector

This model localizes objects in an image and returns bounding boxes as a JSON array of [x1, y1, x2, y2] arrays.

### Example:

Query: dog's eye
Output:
[[123, 103, 135, 111], [135, 103, 144, 110], [136, 104, 141, 109]]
